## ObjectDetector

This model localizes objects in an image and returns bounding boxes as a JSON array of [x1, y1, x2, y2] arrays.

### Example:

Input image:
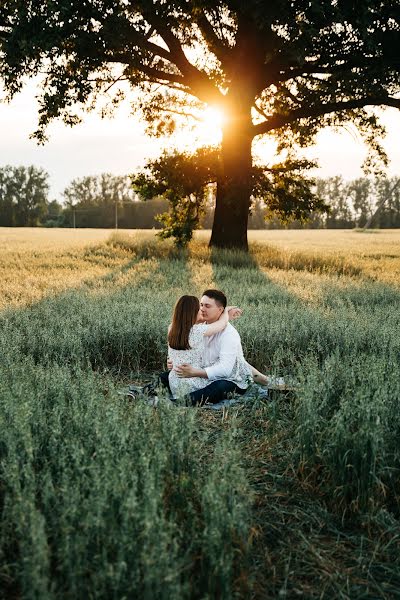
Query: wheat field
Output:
[[1, 227, 399, 599]]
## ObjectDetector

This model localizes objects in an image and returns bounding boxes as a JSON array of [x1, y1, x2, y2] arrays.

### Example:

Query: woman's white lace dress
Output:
[[168, 323, 212, 398]]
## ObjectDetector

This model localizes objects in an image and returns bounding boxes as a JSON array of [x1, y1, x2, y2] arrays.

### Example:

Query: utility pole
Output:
[[73, 208, 76, 229], [115, 201, 118, 229]]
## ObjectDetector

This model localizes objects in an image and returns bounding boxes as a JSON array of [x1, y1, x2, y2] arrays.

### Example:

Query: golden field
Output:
[[1, 227, 399, 310]]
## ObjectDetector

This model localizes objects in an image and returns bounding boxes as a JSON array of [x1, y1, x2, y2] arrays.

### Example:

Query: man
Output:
[[160, 289, 269, 406]]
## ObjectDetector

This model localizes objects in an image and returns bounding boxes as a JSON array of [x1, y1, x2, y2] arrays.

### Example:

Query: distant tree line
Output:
[[61, 173, 168, 229], [0, 165, 49, 226], [246, 176, 400, 229], [0, 166, 168, 229], [0, 165, 399, 230]]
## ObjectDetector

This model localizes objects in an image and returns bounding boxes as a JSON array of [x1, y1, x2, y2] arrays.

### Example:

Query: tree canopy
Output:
[[0, 165, 49, 226], [1, 1, 399, 248], [132, 146, 328, 245], [63, 173, 136, 208]]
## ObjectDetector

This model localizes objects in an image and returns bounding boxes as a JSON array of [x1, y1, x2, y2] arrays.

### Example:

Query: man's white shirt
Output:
[[202, 323, 250, 389]]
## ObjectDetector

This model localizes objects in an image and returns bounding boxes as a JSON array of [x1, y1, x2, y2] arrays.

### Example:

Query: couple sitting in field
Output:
[[153, 288, 273, 406]]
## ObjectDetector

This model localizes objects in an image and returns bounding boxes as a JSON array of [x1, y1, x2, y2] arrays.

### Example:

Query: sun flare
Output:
[[174, 105, 279, 165], [192, 106, 226, 145], [202, 106, 226, 129], [171, 105, 226, 148]]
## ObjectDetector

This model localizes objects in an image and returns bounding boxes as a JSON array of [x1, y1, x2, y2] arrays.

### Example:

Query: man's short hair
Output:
[[202, 289, 227, 308]]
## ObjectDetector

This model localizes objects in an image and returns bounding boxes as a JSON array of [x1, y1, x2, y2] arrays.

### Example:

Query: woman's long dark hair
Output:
[[168, 295, 200, 350]]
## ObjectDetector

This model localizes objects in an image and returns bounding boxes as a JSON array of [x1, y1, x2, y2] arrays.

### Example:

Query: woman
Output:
[[167, 295, 235, 399]]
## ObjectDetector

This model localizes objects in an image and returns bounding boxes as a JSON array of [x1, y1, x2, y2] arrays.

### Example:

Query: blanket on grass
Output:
[[119, 382, 271, 410], [203, 384, 270, 410]]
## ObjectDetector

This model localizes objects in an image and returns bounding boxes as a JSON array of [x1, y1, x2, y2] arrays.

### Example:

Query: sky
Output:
[[1, 81, 399, 203]]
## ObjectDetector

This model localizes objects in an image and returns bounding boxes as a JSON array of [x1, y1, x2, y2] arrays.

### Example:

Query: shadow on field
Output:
[[208, 241, 400, 370], [0, 236, 195, 375], [207, 244, 400, 599], [2, 234, 400, 599], [208, 244, 316, 373], [3, 233, 400, 377]]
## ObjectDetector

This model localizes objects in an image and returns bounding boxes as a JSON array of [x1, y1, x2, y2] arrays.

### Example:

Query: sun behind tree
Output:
[[1, 2, 399, 249], [199, 106, 225, 143]]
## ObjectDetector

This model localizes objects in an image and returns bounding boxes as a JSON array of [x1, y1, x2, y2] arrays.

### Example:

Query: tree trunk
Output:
[[210, 106, 253, 251]]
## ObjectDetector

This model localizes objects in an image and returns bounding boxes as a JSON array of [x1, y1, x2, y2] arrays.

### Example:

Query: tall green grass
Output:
[[295, 353, 400, 512], [0, 358, 251, 599], [1, 231, 400, 598]]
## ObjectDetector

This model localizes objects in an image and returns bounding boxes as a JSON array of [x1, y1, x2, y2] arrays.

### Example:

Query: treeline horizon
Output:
[[0, 165, 399, 230]]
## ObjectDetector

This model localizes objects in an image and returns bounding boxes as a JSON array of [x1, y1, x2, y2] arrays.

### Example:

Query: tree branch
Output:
[[140, 10, 224, 104], [253, 96, 400, 136], [135, 64, 187, 85], [102, 75, 126, 94], [278, 55, 400, 82], [253, 102, 269, 121], [195, 10, 230, 66], [125, 32, 172, 63], [103, 15, 173, 64], [151, 106, 203, 122], [100, 53, 186, 86]]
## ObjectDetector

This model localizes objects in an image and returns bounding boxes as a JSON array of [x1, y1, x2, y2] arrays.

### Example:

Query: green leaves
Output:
[[132, 145, 219, 246], [133, 147, 329, 245], [252, 157, 328, 224], [0, 164, 50, 226]]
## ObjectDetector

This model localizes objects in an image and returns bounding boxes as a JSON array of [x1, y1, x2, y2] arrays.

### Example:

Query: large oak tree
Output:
[[1, 1, 399, 249], [132, 146, 327, 246]]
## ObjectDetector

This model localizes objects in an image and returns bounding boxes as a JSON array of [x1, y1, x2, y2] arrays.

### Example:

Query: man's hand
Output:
[[175, 363, 207, 378], [167, 358, 173, 370], [228, 306, 242, 320]]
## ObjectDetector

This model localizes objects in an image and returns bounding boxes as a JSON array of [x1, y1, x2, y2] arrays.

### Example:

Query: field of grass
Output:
[[1, 227, 400, 599]]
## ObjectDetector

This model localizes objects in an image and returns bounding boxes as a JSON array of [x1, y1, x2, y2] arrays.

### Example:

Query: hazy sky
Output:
[[1, 81, 399, 203]]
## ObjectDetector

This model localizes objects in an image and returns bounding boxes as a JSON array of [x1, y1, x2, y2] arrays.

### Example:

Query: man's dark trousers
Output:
[[158, 371, 246, 406]]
